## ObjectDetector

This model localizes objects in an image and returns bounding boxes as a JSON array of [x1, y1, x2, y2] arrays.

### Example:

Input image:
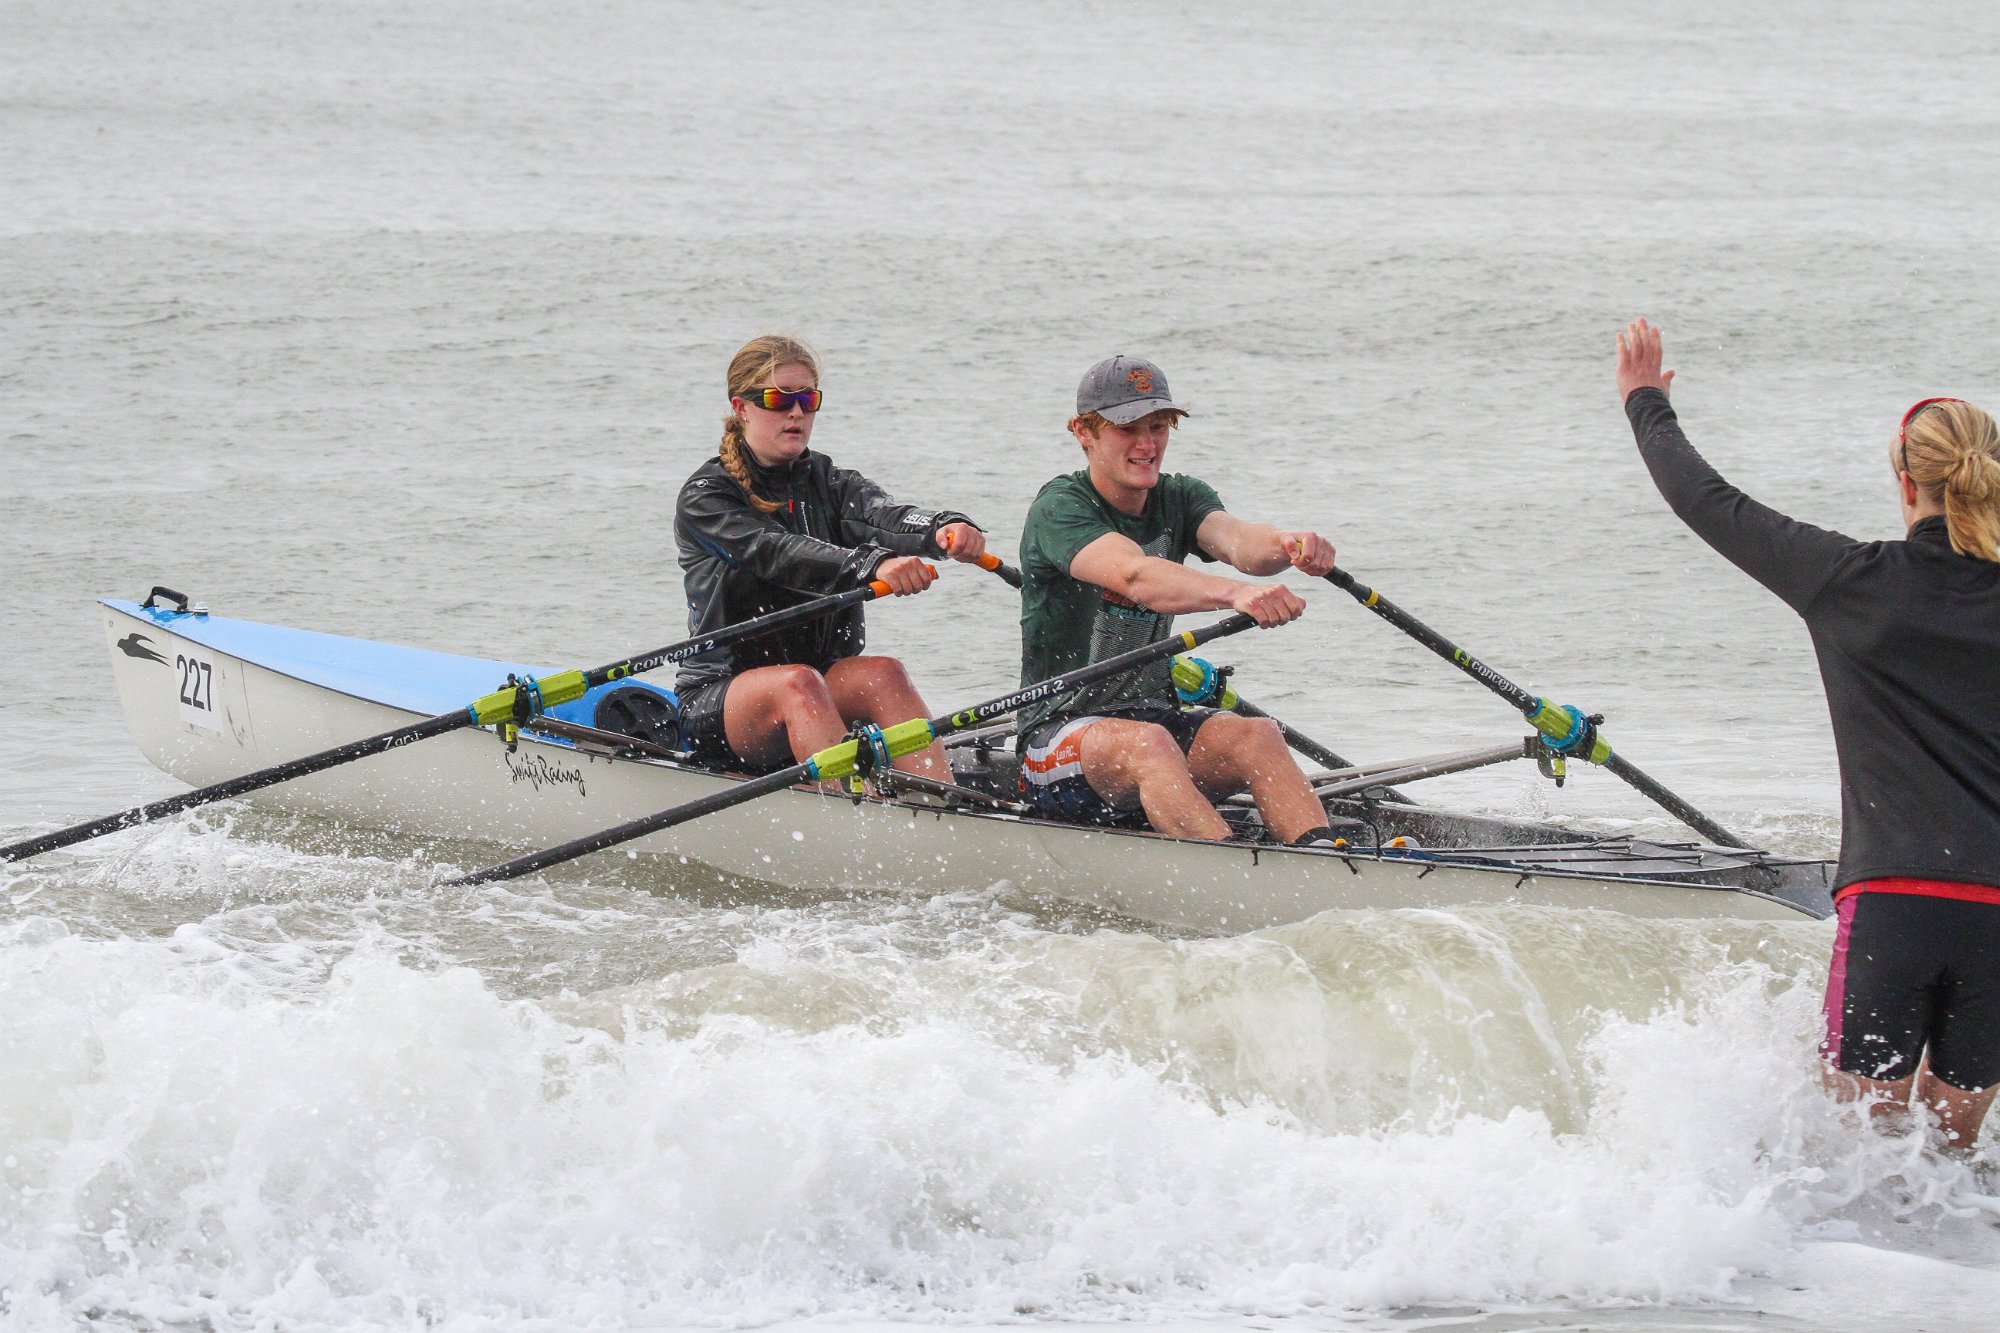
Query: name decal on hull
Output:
[[504, 751, 588, 798]]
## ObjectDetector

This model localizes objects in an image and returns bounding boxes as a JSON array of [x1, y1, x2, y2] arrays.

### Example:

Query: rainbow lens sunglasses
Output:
[[740, 387, 824, 412]]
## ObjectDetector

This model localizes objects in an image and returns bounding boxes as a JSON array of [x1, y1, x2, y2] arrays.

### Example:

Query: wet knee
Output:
[[1127, 723, 1190, 773], [768, 666, 835, 712]]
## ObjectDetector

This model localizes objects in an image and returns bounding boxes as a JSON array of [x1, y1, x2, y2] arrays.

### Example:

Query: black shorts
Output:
[[1018, 706, 1221, 825], [674, 676, 789, 776], [1821, 886, 2000, 1089]]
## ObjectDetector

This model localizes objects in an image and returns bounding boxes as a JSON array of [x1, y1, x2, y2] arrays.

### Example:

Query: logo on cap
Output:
[[1127, 368, 1155, 394]]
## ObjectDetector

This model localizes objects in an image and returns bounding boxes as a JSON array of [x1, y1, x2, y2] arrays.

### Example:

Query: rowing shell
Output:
[[98, 598, 1834, 929]]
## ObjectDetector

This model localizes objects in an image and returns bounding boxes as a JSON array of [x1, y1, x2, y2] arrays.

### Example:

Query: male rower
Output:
[[1015, 355, 1344, 846]]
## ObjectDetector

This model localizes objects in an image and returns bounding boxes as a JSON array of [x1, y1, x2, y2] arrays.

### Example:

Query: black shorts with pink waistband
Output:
[[1821, 879, 2000, 1089], [1018, 706, 1222, 826]]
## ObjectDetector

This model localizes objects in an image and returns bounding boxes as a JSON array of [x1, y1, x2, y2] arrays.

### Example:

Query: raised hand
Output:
[[1616, 317, 1676, 400]]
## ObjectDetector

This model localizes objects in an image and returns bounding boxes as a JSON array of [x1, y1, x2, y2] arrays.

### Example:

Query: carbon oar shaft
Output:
[[972, 552, 1385, 791], [450, 612, 1263, 886], [1321, 566, 1749, 849], [1, 711, 472, 863], [1229, 699, 1357, 771], [3, 580, 899, 863]]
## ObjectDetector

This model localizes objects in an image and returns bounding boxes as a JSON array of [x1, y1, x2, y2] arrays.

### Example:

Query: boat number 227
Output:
[[177, 653, 214, 713], [171, 646, 225, 736]]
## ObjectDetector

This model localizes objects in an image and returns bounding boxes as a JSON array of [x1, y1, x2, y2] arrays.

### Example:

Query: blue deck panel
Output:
[[102, 599, 561, 717]]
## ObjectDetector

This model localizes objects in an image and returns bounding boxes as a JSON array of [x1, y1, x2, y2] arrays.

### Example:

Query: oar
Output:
[[447, 612, 1264, 886], [957, 545, 1379, 782], [1320, 566, 1749, 848], [2, 577, 914, 864]]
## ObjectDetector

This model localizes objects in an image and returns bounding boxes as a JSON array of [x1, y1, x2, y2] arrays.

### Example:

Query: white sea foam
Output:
[[3, 893, 1993, 1330]]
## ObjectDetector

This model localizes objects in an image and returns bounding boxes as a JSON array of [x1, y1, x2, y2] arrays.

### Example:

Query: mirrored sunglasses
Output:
[[741, 387, 823, 413]]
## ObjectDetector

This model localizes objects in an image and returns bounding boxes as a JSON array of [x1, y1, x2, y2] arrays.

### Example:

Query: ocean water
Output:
[[5, 1, 2000, 1329]]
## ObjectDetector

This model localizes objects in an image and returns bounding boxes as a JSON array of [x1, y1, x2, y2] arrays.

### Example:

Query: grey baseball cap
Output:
[[1076, 355, 1189, 426]]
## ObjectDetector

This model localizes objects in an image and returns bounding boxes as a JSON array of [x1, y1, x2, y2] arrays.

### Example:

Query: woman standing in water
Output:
[[675, 334, 988, 779], [1616, 317, 2000, 1152]]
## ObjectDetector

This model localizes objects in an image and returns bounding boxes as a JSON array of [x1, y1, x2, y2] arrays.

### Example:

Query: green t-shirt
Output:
[[1016, 469, 1225, 734]]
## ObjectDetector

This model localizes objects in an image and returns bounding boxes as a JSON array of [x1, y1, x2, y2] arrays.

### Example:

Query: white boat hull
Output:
[[99, 600, 1829, 931]]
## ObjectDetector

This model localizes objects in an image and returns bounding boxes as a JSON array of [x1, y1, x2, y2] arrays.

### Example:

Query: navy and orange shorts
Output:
[[1019, 707, 1221, 825], [1821, 878, 2000, 1089]]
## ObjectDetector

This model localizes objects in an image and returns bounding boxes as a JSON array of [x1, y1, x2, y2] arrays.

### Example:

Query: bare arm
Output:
[[1068, 531, 1305, 626], [1194, 511, 1336, 576]]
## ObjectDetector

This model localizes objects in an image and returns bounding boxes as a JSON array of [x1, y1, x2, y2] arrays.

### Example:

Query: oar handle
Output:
[[1322, 565, 1750, 849], [940, 531, 1025, 588], [975, 553, 1024, 588]]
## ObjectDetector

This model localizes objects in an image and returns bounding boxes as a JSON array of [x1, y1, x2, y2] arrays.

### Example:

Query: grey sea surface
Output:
[[5, 1, 2000, 1330]]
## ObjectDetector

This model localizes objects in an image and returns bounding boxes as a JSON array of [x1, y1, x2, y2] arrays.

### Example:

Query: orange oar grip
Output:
[[976, 552, 1002, 572], [868, 579, 893, 597]]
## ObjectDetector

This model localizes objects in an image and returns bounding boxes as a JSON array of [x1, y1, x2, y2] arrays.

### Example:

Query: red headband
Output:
[[1899, 396, 1965, 444]]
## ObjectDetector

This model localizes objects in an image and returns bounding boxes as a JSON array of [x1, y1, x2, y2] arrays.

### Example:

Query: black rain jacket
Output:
[[673, 448, 972, 694], [1627, 387, 2000, 891]]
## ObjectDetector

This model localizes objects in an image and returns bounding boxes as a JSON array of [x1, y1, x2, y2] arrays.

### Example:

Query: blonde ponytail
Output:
[[1901, 399, 2000, 561], [718, 333, 820, 516]]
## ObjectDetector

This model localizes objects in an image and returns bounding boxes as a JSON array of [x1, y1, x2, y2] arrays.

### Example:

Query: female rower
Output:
[[674, 334, 988, 780], [1616, 317, 2000, 1152]]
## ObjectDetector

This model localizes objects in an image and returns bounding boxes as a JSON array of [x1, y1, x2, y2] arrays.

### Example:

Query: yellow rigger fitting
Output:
[[465, 669, 590, 727], [1523, 697, 1612, 765], [805, 738, 864, 782], [880, 718, 939, 760], [1169, 655, 1239, 710]]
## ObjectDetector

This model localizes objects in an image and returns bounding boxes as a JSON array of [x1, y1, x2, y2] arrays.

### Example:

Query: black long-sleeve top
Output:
[[1626, 386, 2000, 891], [673, 448, 971, 693]]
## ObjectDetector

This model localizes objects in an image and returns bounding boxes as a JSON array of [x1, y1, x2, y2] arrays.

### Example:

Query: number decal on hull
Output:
[[175, 647, 222, 734]]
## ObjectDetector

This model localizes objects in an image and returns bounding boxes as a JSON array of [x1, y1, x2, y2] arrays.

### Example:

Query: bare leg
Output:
[[721, 665, 849, 768], [823, 655, 950, 779], [1184, 712, 1326, 845], [1822, 1066, 1916, 1128], [1822, 1062, 1999, 1153], [1076, 718, 1232, 841], [1915, 1066, 2000, 1156]]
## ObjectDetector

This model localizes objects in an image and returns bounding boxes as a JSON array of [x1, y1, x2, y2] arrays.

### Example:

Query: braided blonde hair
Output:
[[720, 334, 820, 514], [1898, 399, 2000, 561]]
